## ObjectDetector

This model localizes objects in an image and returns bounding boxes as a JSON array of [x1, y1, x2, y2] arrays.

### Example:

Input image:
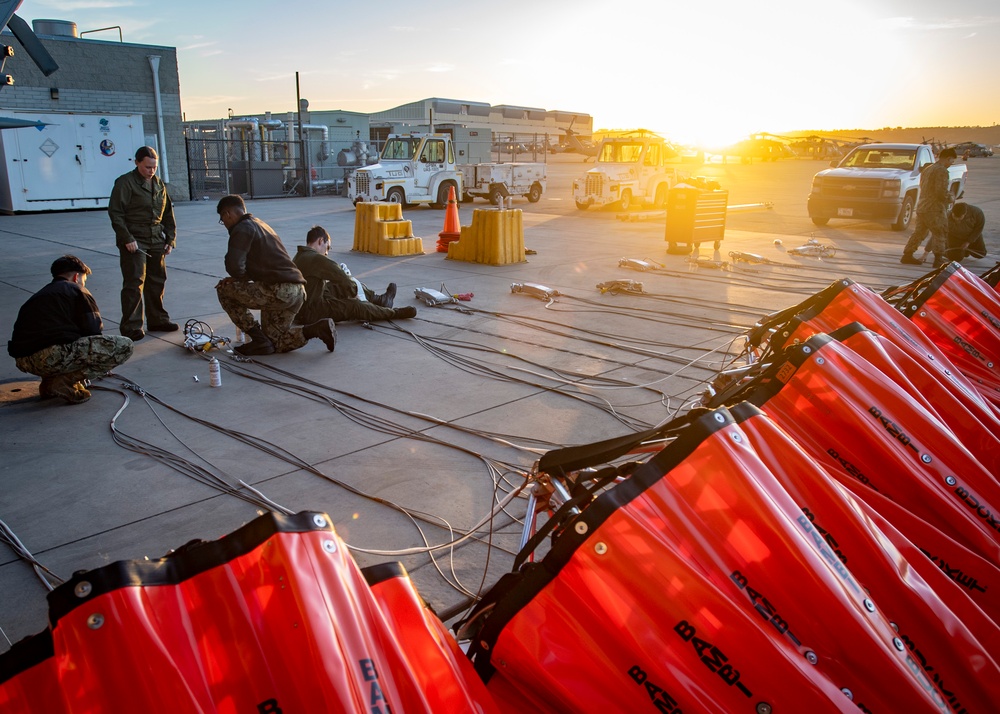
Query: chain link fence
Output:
[[185, 132, 554, 202]]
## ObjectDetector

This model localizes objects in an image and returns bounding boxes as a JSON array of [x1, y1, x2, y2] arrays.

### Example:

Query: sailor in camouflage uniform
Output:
[[215, 195, 337, 356], [8, 256, 133, 404]]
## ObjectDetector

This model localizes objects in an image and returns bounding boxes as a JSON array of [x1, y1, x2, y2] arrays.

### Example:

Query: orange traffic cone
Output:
[[436, 185, 461, 253]]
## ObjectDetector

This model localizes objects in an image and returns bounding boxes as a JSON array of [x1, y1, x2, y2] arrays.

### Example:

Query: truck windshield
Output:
[[598, 141, 644, 163], [381, 138, 418, 161], [842, 148, 916, 170]]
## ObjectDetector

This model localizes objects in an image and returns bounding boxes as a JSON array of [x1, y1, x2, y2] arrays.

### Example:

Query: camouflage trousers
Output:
[[904, 208, 949, 256], [14, 335, 134, 380], [216, 280, 307, 353]]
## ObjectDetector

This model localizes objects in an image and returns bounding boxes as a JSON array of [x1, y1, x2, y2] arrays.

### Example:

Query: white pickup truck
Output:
[[347, 132, 546, 208], [807, 143, 967, 231]]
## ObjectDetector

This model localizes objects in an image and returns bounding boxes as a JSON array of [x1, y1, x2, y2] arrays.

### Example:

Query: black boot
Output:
[[900, 253, 922, 265], [391, 306, 417, 319], [933, 254, 948, 269], [304, 319, 337, 352], [234, 326, 275, 356], [373, 282, 396, 308]]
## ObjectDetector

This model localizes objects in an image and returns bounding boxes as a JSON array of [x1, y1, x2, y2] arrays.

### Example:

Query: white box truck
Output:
[[0, 111, 145, 213]]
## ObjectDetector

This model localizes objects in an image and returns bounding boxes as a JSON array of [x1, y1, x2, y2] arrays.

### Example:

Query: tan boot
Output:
[[38, 376, 57, 399], [48, 373, 90, 405]]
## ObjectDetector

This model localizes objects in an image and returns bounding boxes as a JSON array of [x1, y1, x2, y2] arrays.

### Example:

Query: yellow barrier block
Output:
[[352, 202, 423, 256], [446, 208, 525, 265]]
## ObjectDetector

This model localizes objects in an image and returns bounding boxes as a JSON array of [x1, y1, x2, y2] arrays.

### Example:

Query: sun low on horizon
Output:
[[541, 0, 910, 148], [17, 0, 1000, 144], [481, 0, 1000, 149]]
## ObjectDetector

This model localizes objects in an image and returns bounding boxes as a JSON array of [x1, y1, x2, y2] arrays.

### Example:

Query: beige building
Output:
[[368, 97, 593, 143]]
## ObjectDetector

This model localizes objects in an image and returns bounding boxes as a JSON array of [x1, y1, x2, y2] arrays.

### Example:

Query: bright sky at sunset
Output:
[[17, 0, 1000, 146]]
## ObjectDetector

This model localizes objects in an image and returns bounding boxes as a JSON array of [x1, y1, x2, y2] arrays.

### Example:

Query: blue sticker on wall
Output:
[[100, 139, 115, 156]]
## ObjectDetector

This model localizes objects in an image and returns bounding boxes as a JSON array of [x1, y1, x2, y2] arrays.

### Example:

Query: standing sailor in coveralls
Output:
[[108, 145, 178, 341]]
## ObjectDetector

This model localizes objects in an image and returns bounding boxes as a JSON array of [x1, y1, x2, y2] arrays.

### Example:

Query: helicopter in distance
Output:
[[549, 116, 600, 160], [785, 134, 873, 161], [704, 132, 795, 164]]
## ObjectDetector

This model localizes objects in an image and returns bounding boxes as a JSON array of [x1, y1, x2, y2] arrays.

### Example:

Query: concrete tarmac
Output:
[[2, 152, 998, 652]]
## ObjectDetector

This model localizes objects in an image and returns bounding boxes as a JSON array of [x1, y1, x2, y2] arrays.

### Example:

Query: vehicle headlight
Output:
[[811, 177, 823, 193], [882, 179, 901, 198]]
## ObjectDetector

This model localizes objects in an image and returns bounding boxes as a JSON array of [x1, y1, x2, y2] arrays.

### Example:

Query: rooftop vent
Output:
[[32, 20, 79, 38]]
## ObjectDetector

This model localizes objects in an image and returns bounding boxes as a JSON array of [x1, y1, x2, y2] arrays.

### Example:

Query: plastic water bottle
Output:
[[209, 357, 222, 387]]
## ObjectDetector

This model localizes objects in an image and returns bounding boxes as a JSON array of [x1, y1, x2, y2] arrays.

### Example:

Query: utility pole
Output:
[[296, 72, 310, 196]]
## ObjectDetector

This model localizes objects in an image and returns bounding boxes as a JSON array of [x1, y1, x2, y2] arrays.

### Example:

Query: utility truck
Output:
[[573, 134, 683, 211], [808, 143, 968, 231], [347, 130, 546, 208]]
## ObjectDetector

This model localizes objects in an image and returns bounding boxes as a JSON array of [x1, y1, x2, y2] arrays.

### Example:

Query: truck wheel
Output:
[[526, 183, 543, 203], [489, 186, 506, 206], [431, 181, 455, 209], [575, 201, 590, 210], [619, 190, 632, 211], [810, 216, 829, 226], [653, 184, 668, 208], [386, 187, 406, 207], [460, 192, 474, 204], [891, 194, 915, 231]]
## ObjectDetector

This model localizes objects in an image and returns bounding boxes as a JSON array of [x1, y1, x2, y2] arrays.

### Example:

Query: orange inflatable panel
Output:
[[468, 407, 996, 712], [0, 512, 496, 714]]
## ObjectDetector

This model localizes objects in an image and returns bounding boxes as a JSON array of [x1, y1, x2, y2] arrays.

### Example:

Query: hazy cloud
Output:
[[424, 63, 454, 73], [182, 94, 246, 106], [179, 41, 217, 51], [881, 15, 1000, 31], [32, 0, 135, 8]]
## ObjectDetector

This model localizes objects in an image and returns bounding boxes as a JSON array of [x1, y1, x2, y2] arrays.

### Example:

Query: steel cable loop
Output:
[[100, 376, 533, 601], [377, 301, 756, 418], [0, 517, 64, 591]]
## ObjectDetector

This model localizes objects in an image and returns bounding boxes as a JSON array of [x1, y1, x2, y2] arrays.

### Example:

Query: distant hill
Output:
[[785, 126, 1000, 147]]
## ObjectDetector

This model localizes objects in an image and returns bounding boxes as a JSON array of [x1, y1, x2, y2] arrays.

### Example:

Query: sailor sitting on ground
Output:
[[293, 225, 416, 325]]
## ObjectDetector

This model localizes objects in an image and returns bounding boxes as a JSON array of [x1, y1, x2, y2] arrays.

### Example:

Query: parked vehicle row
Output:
[[348, 133, 982, 243]]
